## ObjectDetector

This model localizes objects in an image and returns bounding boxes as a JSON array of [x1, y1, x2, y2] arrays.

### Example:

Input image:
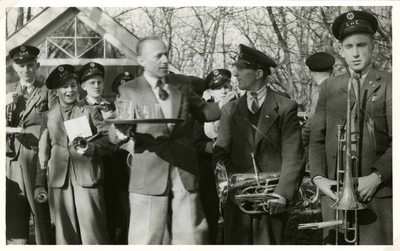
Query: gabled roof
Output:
[[6, 7, 180, 73]]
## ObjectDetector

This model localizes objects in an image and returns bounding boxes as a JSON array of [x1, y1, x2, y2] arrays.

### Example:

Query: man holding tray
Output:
[[108, 35, 235, 245]]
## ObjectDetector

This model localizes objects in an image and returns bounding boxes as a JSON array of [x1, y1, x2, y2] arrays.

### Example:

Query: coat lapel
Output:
[[22, 80, 43, 119], [167, 80, 182, 119], [255, 91, 278, 147], [135, 76, 158, 104], [340, 71, 353, 95], [51, 104, 66, 134], [233, 95, 255, 149], [340, 71, 356, 107], [361, 68, 381, 102]]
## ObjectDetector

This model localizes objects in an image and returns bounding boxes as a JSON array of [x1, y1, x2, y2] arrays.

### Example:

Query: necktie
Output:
[[17, 86, 28, 127], [250, 92, 259, 114], [156, 79, 169, 101], [21, 86, 27, 96], [349, 72, 361, 151]]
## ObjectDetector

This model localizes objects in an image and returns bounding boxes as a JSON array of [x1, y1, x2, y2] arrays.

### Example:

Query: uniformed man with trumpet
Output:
[[309, 11, 392, 245]]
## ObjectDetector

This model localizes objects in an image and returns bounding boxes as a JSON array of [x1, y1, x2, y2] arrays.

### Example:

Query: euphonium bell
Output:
[[214, 160, 280, 214]]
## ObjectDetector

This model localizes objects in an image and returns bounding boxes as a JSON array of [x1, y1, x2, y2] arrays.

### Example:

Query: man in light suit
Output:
[[309, 11, 392, 245], [5, 45, 56, 244], [108, 35, 235, 244], [34, 64, 112, 244], [212, 44, 305, 244]]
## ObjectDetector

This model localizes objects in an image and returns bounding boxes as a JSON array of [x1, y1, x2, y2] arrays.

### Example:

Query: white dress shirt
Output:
[[143, 71, 173, 119], [246, 85, 267, 112], [348, 63, 372, 87], [20, 78, 35, 94]]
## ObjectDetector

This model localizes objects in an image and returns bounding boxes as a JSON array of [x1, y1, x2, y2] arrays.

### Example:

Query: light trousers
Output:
[[49, 165, 110, 244], [128, 166, 209, 244]]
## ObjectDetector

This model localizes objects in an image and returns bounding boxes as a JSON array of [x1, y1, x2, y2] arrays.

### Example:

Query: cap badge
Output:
[[347, 12, 355, 20], [21, 46, 26, 51], [90, 62, 95, 67], [58, 66, 64, 72], [124, 72, 129, 76], [213, 70, 219, 76]]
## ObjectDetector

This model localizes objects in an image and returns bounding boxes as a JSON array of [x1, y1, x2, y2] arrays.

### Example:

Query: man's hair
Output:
[[136, 35, 164, 56]]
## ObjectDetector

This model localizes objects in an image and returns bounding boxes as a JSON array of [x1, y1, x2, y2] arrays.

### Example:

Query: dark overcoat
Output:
[[309, 68, 392, 245], [213, 90, 305, 244]]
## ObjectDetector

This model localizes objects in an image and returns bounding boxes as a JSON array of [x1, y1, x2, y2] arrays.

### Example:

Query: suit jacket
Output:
[[6, 80, 57, 158], [114, 74, 221, 195], [309, 67, 392, 197], [213, 90, 305, 201], [36, 101, 112, 188]]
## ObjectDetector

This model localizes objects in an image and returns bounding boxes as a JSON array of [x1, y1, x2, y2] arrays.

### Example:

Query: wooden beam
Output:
[[76, 8, 139, 63], [6, 7, 80, 67], [76, 7, 181, 74], [6, 7, 78, 52]]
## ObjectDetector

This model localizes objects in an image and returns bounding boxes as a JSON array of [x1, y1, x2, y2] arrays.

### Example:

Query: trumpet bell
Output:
[[330, 189, 367, 210]]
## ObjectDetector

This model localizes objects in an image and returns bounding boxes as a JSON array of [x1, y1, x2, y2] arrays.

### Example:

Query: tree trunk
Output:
[[267, 7, 295, 100], [15, 7, 24, 32], [26, 7, 31, 22]]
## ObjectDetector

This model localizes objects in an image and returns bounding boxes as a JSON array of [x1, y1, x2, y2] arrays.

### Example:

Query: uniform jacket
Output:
[[78, 97, 116, 112], [309, 67, 392, 197], [213, 90, 305, 201], [113, 74, 221, 195], [36, 101, 112, 188], [6, 80, 57, 158]]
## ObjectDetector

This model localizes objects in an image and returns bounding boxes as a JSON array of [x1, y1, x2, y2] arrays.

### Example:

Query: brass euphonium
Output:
[[214, 153, 280, 214], [215, 153, 316, 214]]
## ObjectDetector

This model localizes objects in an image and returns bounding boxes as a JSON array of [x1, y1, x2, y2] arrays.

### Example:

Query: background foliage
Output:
[[7, 6, 392, 110]]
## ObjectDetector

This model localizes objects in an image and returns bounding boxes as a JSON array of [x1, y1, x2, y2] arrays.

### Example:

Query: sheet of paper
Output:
[[64, 115, 92, 142]]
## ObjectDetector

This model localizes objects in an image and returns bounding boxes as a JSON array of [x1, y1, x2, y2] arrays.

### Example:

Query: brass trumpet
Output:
[[329, 72, 366, 244], [298, 73, 366, 245]]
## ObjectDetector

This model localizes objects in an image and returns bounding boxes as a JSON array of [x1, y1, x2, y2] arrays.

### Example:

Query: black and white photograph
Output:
[[1, 0, 397, 247]]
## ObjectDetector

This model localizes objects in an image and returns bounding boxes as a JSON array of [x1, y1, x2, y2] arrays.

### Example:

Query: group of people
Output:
[[5, 10, 392, 245]]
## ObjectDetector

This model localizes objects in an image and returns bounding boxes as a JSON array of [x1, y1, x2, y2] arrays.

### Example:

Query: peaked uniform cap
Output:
[[9, 45, 40, 63], [78, 62, 105, 83], [232, 44, 276, 72], [111, 71, 135, 94], [46, 64, 76, 90], [204, 69, 232, 90], [332, 10, 378, 40], [306, 52, 335, 72]]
